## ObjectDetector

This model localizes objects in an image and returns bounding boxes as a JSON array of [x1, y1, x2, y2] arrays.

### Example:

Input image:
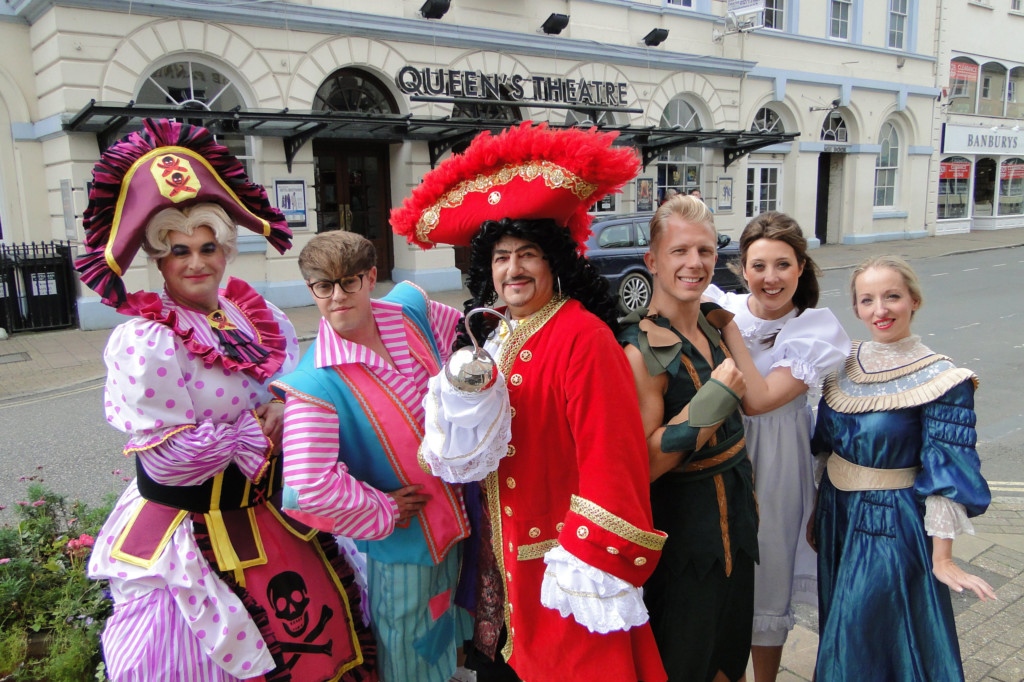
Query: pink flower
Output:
[[31, 499, 46, 507], [77, 534, 95, 548], [0, 558, 10, 565]]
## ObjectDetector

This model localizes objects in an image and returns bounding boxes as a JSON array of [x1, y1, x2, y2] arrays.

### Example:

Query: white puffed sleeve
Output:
[[770, 307, 851, 388]]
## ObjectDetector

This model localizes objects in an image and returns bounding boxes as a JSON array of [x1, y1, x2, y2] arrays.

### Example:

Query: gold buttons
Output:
[[488, 191, 502, 205], [506, 444, 516, 457], [606, 546, 620, 555], [528, 527, 541, 538], [576, 526, 589, 539], [504, 506, 513, 517], [506, 477, 516, 489], [510, 407, 517, 418], [556, 522, 564, 532], [508, 542, 514, 553], [506, 571, 513, 582], [519, 350, 532, 362], [509, 374, 523, 386], [634, 557, 647, 566]]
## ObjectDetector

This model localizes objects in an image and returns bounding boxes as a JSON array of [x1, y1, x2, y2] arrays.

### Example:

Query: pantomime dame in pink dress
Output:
[[77, 120, 378, 682]]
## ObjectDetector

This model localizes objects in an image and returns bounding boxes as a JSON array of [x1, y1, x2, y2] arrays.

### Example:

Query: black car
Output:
[[585, 212, 743, 313]]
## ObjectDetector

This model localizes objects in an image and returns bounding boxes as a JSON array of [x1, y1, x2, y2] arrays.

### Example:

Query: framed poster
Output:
[[275, 179, 307, 227], [718, 176, 734, 212], [636, 177, 654, 212]]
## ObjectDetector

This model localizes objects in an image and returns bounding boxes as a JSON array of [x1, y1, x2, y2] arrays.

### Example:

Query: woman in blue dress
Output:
[[811, 255, 995, 682]]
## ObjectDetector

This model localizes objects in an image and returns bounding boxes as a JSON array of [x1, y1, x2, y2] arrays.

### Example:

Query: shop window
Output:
[[873, 123, 899, 208], [820, 111, 849, 143], [137, 61, 251, 171], [938, 157, 971, 220], [829, 0, 851, 40], [657, 97, 704, 203], [948, 58, 979, 115], [888, 0, 907, 49], [979, 62, 1008, 116], [973, 158, 997, 217], [746, 165, 780, 217], [751, 107, 785, 134], [998, 158, 1024, 216], [764, 0, 785, 30]]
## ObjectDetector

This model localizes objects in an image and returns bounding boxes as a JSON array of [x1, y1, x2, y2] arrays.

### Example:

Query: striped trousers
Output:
[[366, 549, 472, 682]]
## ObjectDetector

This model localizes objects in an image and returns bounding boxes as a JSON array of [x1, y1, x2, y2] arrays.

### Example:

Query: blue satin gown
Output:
[[812, 347, 990, 682]]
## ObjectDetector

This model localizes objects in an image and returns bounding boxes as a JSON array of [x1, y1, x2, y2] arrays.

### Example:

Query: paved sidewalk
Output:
[[2, 227, 1023, 680]]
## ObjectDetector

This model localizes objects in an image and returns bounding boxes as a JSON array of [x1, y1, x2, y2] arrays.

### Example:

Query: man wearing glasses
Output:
[[271, 230, 473, 682]]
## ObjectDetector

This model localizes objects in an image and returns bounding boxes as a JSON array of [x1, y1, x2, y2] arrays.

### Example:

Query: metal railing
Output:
[[0, 241, 78, 334]]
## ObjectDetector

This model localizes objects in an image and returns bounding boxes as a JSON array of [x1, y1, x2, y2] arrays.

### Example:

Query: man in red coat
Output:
[[391, 123, 668, 682]]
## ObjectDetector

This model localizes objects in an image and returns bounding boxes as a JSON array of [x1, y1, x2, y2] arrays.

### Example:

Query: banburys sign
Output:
[[396, 66, 631, 107], [944, 124, 1023, 155]]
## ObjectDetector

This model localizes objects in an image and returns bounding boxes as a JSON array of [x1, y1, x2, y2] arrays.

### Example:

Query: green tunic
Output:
[[620, 309, 759, 682]]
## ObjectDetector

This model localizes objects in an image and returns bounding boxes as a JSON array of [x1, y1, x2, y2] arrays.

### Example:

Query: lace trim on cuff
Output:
[[924, 495, 975, 540], [420, 373, 512, 483], [773, 357, 820, 389], [539, 545, 649, 634]]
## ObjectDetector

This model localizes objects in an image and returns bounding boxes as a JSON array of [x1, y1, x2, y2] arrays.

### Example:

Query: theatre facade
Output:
[[0, 1, 942, 329]]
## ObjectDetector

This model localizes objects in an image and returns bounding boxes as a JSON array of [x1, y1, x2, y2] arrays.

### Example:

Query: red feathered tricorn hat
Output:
[[75, 118, 292, 309], [390, 122, 640, 250]]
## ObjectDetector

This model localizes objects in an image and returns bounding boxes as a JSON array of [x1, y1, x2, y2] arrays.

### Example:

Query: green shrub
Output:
[[0, 476, 114, 682]]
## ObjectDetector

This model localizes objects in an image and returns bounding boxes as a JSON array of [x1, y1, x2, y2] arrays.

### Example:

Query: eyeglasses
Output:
[[307, 273, 367, 299]]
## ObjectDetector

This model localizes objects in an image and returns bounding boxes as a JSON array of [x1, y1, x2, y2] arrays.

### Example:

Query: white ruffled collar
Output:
[[736, 294, 798, 342]]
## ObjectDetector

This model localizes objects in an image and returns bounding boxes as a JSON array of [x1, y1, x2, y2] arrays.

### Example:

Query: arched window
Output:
[[314, 69, 398, 114], [979, 62, 1008, 117], [137, 61, 250, 167], [750, 107, 784, 134], [998, 158, 1024, 216], [938, 156, 971, 219], [819, 111, 848, 143], [1008, 66, 1024, 119], [874, 122, 899, 207], [948, 58, 979, 115], [657, 97, 704, 203]]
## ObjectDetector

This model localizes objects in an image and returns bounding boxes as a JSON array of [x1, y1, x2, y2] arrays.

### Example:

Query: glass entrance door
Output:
[[314, 142, 393, 278]]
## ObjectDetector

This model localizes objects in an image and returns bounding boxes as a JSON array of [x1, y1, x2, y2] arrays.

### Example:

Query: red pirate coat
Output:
[[486, 296, 667, 682]]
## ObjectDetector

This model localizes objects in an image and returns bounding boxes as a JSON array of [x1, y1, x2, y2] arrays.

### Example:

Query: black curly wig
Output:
[[454, 218, 620, 352]]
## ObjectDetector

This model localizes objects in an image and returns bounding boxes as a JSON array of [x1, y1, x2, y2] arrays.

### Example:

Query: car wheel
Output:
[[618, 273, 652, 313]]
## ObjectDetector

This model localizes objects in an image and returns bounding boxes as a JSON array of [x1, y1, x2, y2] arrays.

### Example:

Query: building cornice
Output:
[[8, 0, 756, 76]]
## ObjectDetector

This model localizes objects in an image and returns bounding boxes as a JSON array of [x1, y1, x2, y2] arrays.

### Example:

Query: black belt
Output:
[[136, 457, 279, 513]]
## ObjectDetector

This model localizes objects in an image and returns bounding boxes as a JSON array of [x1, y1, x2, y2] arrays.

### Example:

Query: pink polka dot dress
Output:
[[87, 279, 344, 682]]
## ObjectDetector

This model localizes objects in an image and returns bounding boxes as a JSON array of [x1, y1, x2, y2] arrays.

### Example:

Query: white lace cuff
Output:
[[539, 545, 649, 634], [924, 495, 975, 540], [772, 357, 821, 390], [420, 371, 512, 483]]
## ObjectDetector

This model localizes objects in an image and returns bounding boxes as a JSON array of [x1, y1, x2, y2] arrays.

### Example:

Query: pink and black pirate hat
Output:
[[75, 118, 292, 310]]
